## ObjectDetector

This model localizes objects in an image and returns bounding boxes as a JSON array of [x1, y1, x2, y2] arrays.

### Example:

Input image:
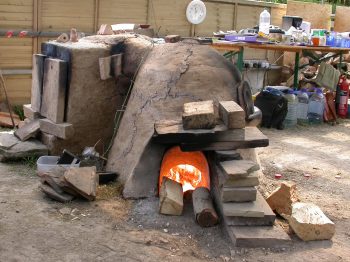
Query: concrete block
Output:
[[182, 100, 216, 130], [31, 54, 46, 112], [39, 118, 74, 139], [159, 177, 183, 216], [23, 104, 41, 120], [41, 58, 67, 123], [219, 101, 245, 129]]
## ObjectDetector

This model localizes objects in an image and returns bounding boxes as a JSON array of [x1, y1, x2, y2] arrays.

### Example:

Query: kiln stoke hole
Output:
[[159, 146, 210, 193]]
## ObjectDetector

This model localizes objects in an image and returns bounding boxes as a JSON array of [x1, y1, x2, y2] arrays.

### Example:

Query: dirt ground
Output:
[[0, 120, 349, 262]]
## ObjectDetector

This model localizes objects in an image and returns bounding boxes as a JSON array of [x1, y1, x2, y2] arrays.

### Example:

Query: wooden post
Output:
[[93, 0, 100, 32], [192, 187, 219, 227]]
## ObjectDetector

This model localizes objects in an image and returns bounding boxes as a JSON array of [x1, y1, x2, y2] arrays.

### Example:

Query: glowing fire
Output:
[[159, 146, 210, 193], [168, 164, 202, 192]]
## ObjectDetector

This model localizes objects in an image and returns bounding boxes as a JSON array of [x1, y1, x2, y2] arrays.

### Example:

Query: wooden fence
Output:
[[0, 0, 340, 105]]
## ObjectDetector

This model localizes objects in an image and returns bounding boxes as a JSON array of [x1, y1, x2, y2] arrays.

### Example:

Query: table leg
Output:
[[293, 52, 300, 90], [237, 47, 244, 72]]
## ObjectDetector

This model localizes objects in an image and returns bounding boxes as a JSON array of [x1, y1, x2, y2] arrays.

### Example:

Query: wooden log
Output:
[[192, 187, 219, 227], [159, 177, 183, 216]]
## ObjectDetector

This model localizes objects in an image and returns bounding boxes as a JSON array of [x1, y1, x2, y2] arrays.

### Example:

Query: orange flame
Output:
[[159, 146, 210, 193]]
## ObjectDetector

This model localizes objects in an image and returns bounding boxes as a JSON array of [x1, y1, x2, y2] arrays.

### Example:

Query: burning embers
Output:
[[158, 146, 218, 227]]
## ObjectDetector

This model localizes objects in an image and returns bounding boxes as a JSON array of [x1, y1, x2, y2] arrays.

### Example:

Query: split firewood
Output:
[[192, 187, 219, 227]]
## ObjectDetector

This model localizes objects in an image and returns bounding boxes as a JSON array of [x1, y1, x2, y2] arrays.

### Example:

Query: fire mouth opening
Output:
[[159, 146, 210, 193]]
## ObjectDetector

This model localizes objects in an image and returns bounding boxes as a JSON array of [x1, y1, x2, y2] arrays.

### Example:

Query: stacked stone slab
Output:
[[208, 101, 290, 247]]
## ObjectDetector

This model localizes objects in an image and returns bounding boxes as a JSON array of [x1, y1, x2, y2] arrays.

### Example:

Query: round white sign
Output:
[[186, 0, 207, 25]]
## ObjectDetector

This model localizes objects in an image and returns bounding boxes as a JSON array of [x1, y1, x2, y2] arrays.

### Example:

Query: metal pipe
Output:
[[2, 69, 32, 75]]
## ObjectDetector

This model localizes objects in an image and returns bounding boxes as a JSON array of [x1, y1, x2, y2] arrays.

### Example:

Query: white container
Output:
[[297, 88, 309, 125], [259, 9, 271, 35], [284, 90, 298, 127], [37, 156, 80, 174]]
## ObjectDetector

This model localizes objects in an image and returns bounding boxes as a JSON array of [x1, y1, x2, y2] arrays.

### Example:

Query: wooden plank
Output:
[[31, 54, 46, 112], [154, 120, 268, 148], [286, 1, 332, 30], [334, 6, 350, 32], [41, 58, 67, 123], [179, 127, 269, 151]]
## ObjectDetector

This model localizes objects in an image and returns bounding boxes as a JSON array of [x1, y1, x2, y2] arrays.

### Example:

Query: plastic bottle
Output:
[[297, 88, 309, 125], [259, 9, 270, 35], [284, 89, 298, 127], [308, 88, 325, 124]]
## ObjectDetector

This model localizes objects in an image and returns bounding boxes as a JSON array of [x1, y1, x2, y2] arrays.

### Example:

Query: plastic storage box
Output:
[[37, 156, 80, 174]]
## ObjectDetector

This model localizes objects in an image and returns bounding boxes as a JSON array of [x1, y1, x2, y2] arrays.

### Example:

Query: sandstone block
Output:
[[266, 181, 299, 216], [220, 160, 260, 177], [288, 202, 335, 241], [223, 171, 260, 187], [159, 177, 183, 216], [14, 119, 40, 141], [182, 100, 216, 130], [64, 167, 98, 201], [23, 104, 41, 120], [228, 224, 291, 248], [39, 118, 74, 139], [222, 187, 257, 202], [219, 101, 245, 129]]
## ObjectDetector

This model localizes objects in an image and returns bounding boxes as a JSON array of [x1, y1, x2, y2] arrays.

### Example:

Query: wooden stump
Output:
[[192, 187, 219, 227]]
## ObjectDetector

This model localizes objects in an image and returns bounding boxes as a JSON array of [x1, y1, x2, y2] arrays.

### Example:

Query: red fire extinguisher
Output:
[[337, 75, 349, 118]]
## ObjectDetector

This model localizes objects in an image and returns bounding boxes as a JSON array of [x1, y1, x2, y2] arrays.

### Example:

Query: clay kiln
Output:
[[26, 34, 289, 247]]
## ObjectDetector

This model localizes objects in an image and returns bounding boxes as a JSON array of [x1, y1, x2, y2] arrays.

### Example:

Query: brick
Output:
[[219, 101, 245, 129], [39, 118, 74, 139], [41, 58, 67, 123], [182, 100, 216, 130]]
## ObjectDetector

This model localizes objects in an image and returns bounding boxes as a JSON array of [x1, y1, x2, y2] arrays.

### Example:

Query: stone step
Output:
[[227, 224, 291, 248], [222, 187, 257, 202], [223, 171, 260, 187], [219, 160, 260, 177], [222, 192, 275, 219], [223, 192, 276, 226]]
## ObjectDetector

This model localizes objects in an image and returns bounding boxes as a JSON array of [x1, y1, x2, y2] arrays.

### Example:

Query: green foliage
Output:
[[13, 105, 24, 121]]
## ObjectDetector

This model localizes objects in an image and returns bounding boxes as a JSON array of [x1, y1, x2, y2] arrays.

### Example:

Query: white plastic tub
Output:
[[37, 156, 80, 174]]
